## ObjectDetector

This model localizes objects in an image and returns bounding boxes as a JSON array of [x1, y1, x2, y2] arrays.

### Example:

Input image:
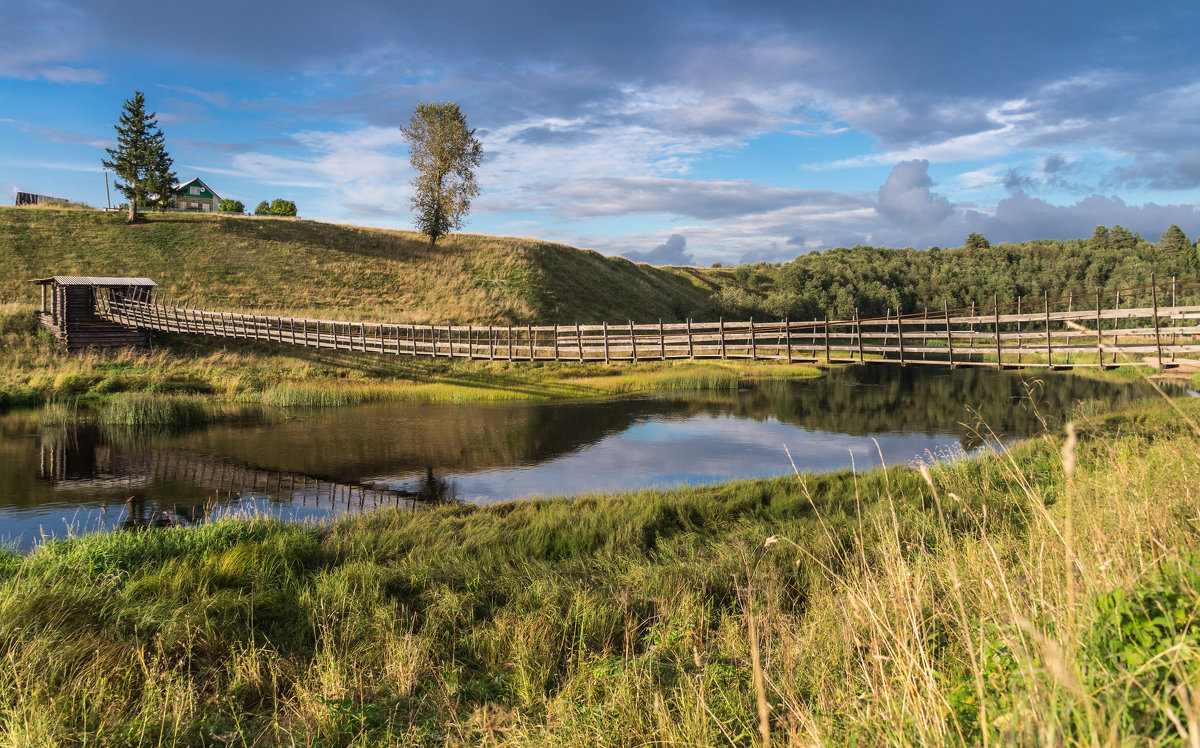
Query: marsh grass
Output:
[[1, 392, 1198, 745], [97, 392, 212, 429]]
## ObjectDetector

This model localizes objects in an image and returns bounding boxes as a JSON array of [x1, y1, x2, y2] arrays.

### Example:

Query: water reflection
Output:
[[0, 366, 1176, 550]]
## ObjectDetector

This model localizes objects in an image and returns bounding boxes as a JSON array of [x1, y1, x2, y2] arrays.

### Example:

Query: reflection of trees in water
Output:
[[689, 367, 1158, 448], [415, 465, 457, 503]]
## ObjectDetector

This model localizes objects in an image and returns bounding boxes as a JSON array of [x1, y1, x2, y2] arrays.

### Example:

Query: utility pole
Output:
[[104, 171, 111, 210]]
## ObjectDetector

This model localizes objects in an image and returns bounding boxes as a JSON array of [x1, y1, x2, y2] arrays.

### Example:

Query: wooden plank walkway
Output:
[[92, 276, 1200, 370]]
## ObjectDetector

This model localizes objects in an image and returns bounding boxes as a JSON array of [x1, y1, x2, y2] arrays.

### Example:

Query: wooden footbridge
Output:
[[38, 274, 1200, 370]]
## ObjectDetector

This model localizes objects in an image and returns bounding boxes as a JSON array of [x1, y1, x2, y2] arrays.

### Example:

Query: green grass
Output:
[[1, 395, 1198, 745], [0, 208, 718, 325], [96, 392, 211, 429]]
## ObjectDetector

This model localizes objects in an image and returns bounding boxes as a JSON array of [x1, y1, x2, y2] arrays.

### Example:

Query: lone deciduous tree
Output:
[[101, 91, 176, 224], [399, 102, 483, 246]]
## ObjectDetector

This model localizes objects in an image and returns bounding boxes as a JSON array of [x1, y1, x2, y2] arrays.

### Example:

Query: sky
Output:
[[2, 0, 1199, 266]]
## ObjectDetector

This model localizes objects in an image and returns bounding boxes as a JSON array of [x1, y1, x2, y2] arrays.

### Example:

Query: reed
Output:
[[97, 392, 211, 429]]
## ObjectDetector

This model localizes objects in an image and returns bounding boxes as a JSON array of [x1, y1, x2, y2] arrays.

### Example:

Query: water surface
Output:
[[0, 366, 1169, 550]]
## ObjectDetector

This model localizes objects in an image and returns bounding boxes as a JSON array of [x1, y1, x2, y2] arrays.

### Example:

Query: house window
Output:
[[189, 186, 201, 195]]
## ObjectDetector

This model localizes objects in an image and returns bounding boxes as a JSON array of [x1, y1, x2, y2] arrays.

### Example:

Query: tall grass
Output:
[[1, 395, 1197, 745], [97, 392, 211, 428]]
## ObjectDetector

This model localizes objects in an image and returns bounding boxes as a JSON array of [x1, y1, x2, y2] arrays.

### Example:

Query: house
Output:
[[172, 177, 220, 212]]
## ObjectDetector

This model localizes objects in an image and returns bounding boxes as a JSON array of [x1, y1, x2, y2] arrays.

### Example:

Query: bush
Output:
[[269, 198, 297, 217], [254, 200, 270, 216], [218, 198, 244, 214]]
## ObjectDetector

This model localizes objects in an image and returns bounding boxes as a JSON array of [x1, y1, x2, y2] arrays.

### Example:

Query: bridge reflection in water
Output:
[[37, 429, 447, 530]]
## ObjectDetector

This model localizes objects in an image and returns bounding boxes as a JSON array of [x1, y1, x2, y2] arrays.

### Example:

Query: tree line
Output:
[[701, 227, 1200, 321]]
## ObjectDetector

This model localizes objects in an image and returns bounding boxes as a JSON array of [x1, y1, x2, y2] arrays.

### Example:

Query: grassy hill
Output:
[[0, 207, 718, 325]]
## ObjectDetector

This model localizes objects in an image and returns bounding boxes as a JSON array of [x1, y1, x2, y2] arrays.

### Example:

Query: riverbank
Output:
[[1, 391, 1197, 745], [0, 305, 822, 418]]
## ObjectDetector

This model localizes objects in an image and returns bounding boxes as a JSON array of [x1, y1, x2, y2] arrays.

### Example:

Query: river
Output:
[[0, 366, 1174, 551]]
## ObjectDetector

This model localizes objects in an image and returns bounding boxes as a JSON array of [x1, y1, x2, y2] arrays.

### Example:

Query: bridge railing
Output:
[[93, 276, 1200, 369]]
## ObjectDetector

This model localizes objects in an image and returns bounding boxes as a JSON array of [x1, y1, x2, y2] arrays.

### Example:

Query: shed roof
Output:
[[31, 276, 158, 287]]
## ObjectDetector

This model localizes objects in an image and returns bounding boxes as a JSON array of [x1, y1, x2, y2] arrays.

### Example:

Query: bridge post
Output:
[[1172, 276, 1177, 361], [1044, 291, 1052, 365], [823, 315, 830, 363], [719, 317, 726, 359], [1151, 273, 1163, 370], [943, 301, 954, 368], [922, 307, 928, 361], [468, 325, 475, 359], [576, 322, 583, 361], [659, 319, 665, 360], [1096, 289, 1103, 368], [1114, 291, 1120, 366], [629, 320, 636, 362], [993, 293, 1001, 369], [855, 309, 864, 363], [603, 321, 609, 363], [785, 317, 793, 362], [686, 318, 694, 359], [750, 317, 757, 360], [1016, 296, 1022, 367], [896, 309, 905, 366]]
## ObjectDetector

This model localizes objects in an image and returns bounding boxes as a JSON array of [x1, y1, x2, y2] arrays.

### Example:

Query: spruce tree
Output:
[[1159, 224, 1191, 261], [101, 91, 176, 224]]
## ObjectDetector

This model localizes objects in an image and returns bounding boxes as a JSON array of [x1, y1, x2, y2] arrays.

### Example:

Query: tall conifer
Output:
[[101, 91, 176, 223]]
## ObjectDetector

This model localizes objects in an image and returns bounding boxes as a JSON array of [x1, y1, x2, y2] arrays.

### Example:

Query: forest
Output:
[[706, 224, 1199, 321]]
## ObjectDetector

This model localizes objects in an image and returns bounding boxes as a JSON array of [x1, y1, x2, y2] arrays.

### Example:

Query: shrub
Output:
[[269, 198, 297, 217]]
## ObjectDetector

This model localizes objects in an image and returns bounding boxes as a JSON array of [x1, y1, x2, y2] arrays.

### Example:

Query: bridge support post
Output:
[[750, 317, 756, 360], [1096, 289, 1103, 369], [823, 316, 830, 363], [1152, 273, 1163, 370], [944, 301, 954, 368], [993, 292, 1001, 369], [686, 318, 694, 359], [785, 317, 793, 363], [1016, 296, 1022, 367], [896, 309, 906, 366], [1113, 291, 1120, 366], [855, 309, 863, 363], [1044, 291, 1052, 366], [603, 321, 609, 364]]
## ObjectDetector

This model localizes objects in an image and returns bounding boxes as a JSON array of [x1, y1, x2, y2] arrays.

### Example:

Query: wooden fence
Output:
[[93, 276, 1200, 369]]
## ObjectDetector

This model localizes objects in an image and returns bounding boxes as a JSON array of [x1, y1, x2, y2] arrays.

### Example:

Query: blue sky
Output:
[[3, 0, 1199, 265]]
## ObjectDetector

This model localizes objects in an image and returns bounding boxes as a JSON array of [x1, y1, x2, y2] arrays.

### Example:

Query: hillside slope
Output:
[[0, 208, 717, 325]]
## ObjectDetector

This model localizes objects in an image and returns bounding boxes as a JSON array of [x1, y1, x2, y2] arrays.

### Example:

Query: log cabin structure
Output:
[[33, 276, 157, 351]]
